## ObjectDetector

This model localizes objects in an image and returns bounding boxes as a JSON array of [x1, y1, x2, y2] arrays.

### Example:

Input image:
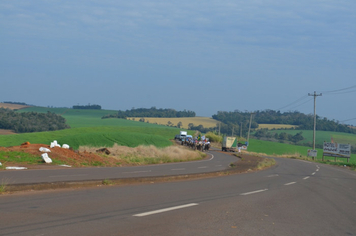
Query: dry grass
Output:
[[128, 117, 219, 129], [79, 144, 205, 165], [257, 158, 276, 169], [257, 124, 298, 130], [0, 103, 30, 110], [0, 129, 16, 135]]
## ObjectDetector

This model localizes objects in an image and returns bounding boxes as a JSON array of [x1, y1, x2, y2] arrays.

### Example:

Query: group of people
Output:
[[181, 136, 211, 151]]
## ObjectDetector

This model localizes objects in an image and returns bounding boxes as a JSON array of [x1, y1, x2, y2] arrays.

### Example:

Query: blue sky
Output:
[[1, 1, 356, 125]]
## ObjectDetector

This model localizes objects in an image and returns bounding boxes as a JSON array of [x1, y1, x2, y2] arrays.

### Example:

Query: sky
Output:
[[1, 0, 356, 125]]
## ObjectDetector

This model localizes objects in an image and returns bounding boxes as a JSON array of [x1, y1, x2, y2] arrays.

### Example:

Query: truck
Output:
[[174, 131, 188, 141], [222, 136, 238, 152]]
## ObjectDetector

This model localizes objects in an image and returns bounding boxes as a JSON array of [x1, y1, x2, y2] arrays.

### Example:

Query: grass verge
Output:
[[79, 144, 206, 165]]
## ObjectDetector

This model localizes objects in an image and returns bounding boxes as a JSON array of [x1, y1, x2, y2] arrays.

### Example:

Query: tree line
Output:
[[212, 110, 356, 134], [0, 108, 70, 133], [73, 104, 101, 110], [102, 107, 196, 119]]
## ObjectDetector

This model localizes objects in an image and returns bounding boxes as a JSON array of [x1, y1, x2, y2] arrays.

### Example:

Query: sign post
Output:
[[323, 142, 351, 162], [307, 149, 318, 160]]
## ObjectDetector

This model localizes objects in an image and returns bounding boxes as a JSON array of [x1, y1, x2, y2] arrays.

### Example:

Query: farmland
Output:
[[257, 124, 298, 130], [0, 106, 355, 168], [0, 106, 196, 149], [247, 138, 356, 165], [128, 117, 219, 129], [268, 129, 356, 148], [0, 102, 29, 110]]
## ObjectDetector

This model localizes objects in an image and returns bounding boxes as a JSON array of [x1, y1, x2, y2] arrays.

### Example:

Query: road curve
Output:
[[1, 156, 356, 236], [0, 150, 237, 185]]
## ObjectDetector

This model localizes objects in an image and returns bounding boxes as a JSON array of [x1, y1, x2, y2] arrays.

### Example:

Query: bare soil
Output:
[[0, 143, 129, 169]]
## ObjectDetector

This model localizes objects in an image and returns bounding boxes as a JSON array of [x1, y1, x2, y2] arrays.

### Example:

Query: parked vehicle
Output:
[[174, 131, 188, 141], [222, 136, 237, 152]]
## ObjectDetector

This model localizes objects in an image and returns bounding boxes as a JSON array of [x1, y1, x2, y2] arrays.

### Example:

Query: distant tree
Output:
[[177, 121, 183, 128]]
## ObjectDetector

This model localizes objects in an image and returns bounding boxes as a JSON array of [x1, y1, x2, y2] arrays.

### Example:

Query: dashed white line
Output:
[[123, 170, 152, 174], [284, 182, 296, 186], [171, 168, 185, 171], [303, 176, 310, 180], [133, 203, 199, 217], [198, 166, 208, 169], [316, 169, 319, 172], [267, 174, 279, 178], [240, 189, 268, 196], [312, 172, 316, 175], [49, 174, 88, 178]]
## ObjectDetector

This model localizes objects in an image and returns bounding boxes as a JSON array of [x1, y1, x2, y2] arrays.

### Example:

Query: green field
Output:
[[0, 107, 191, 149], [248, 138, 356, 165], [270, 130, 356, 147], [0, 107, 354, 168]]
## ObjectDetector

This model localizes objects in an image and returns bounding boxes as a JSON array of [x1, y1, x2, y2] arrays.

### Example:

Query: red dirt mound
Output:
[[0, 144, 126, 169]]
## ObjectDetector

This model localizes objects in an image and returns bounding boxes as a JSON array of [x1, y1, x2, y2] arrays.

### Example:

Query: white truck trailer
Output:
[[222, 136, 238, 152]]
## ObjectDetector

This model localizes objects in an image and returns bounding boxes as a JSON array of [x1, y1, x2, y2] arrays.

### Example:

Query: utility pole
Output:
[[247, 113, 254, 146], [218, 122, 221, 136], [308, 91, 322, 155]]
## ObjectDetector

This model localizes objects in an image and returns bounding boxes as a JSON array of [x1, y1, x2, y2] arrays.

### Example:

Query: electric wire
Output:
[[277, 95, 309, 110], [321, 85, 356, 94]]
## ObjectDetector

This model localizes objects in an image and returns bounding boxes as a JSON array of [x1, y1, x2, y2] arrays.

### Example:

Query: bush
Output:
[[205, 132, 223, 143]]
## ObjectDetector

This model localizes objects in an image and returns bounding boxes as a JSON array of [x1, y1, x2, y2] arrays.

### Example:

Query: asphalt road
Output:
[[1, 155, 356, 236], [0, 150, 236, 185]]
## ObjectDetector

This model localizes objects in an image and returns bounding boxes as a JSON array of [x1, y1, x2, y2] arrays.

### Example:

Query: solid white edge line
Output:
[[284, 182, 296, 186], [133, 203, 199, 217], [240, 189, 268, 196]]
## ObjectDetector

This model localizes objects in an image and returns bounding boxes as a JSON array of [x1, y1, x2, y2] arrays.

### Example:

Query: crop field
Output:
[[268, 129, 356, 147], [0, 102, 29, 110], [0, 107, 195, 149], [0, 126, 181, 149], [248, 138, 356, 165], [257, 124, 298, 130], [128, 117, 219, 129]]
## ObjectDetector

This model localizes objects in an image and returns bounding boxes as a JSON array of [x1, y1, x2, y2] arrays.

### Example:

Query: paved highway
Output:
[[0, 150, 236, 185], [1, 154, 356, 235]]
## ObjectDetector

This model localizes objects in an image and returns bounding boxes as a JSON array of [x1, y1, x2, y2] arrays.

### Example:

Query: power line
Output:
[[325, 89, 356, 95], [321, 85, 356, 94], [277, 95, 309, 110], [340, 117, 356, 123], [287, 98, 313, 110]]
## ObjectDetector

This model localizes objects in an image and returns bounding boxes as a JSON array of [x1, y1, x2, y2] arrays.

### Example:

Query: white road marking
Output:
[[123, 170, 152, 174], [303, 176, 310, 180], [133, 203, 199, 217], [49, 174, 88, 178], [171, 168, 185, 171], [312, 172, 316, 175], [240, 189, 268, 196], [284, 182, 296, 186], [316, 169, 319, 172], [198, 166, 208, 169], [267, 174, 279, 177]]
